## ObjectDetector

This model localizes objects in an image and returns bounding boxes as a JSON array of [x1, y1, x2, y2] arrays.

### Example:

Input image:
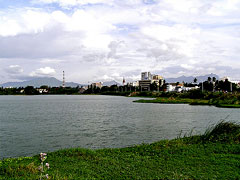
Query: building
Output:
[[128, 81, 139, 87], [166, 84, 176, 92], [166, 82, 199, 92], [37, 88, 48, 94], [220, 77, 230, 81], [139, 80, 152, 91], [78, 87, 86, 94], [139, 72, 164, 91], [141, 72, 152, 80], [91, 82, 103, 89], [152, 75, 163, 80], [152, 75, 164, 87]]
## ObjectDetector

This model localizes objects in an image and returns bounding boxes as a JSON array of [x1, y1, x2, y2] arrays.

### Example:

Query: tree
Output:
[[212, 77, 216, 82], [150, 81, 158, 91], [193, 78, 197, 83], [208, 77, 212, 82], [212, 77, 216, 92], [25, 86, 38, 95]]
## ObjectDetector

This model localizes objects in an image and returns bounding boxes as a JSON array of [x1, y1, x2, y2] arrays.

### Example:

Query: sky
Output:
[[0, 0, 240, 84]]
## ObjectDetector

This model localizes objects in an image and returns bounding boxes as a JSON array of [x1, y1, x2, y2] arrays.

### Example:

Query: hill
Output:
[[165, 73, 219, 83], [102, 80, 121, 86], [0, 77, 80, 88]]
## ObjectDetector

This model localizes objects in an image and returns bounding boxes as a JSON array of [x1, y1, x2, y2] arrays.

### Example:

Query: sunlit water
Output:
[[0, 95, 239, 158]]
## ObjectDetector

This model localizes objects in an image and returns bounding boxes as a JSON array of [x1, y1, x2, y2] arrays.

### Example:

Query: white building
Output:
[[129, 81, 139, 87], [220, 76, 230, 81], [167, 84, 176, 92]]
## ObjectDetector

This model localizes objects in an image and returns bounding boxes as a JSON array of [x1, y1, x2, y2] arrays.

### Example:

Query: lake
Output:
[[0, 95, 239, 159]]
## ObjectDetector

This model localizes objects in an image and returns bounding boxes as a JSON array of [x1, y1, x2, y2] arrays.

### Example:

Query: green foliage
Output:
[[134, 91, 240, 108], [0, 87, 24, 95], [203, 121, 240, 143], [24, 86, 39, 95]]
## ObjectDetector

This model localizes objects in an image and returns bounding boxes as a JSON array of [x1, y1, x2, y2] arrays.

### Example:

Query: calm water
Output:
[[0, 95, 240, 158]]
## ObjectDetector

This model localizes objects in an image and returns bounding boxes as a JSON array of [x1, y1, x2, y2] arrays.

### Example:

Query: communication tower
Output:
[[62, 71, 65, 88]]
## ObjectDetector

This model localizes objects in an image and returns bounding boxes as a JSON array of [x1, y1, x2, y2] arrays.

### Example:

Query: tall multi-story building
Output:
[[141, 72, 152, 80], [139, 72, 164, 91]]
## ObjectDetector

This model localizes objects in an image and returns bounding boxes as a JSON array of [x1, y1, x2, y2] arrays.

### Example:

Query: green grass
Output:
[[134, 97, 240, 108], [1, 122, 240, 179], [134, 97, 209, 105], [215, 104, 240, 108]]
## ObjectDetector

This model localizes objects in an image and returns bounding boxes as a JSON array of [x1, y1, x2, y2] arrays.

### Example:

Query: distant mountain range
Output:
[[0, 77, 121, 88], [102, 80, 120, 86], [0, 74, 220, 88], [0, 77, 79, 88], [165, 73, 219, 83]]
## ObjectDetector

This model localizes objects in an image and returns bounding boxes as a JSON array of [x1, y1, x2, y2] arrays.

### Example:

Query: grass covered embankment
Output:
[[1, 121, 240, 179], [134, 97, 208, 105], [132, 91, 240, 108], [134, 97, 240, 108]]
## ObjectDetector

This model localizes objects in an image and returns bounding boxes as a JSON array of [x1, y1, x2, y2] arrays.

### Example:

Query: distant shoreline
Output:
[[133, 97, 240, 108]]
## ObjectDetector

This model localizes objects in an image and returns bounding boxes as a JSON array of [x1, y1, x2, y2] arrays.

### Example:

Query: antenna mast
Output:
[[62, 71, 65, 88]]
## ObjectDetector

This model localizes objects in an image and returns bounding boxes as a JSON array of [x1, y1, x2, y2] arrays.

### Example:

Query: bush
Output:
[[202, 121, 240, 143]]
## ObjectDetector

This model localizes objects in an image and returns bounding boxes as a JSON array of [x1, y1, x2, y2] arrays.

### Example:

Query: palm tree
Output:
[[212, 77, 216, 92], [212, 77, 216, 82], [208, 77, 212, 82], [193, 78, 197, 84]]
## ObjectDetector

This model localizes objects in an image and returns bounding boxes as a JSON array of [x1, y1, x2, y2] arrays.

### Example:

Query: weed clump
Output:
[[202, 121, 240, 143]]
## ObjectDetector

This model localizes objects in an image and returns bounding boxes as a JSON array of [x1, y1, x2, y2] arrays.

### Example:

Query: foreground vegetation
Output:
[[1, 121, 240, 179]]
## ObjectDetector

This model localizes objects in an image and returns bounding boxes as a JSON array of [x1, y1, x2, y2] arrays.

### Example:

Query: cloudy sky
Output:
[[0, 0, 240, 84]]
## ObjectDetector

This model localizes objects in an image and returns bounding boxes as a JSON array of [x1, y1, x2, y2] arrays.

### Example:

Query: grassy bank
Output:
[[1, 122, 240, 179], [134, 97, 208, 104], [134, 97, 240, 108]]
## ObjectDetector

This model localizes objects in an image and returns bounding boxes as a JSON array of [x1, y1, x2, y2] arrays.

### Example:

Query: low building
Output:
[[129, 81, 139, 87], [37, 89, 48, 94], [139, 80, 152, 91], [91, 82, 103, 89], [183, 86, 200, 91], [78, 88, 86, 94], [152, 75, 163, 80], [166, 84, 176, 92], [220, 77, 230, 81]]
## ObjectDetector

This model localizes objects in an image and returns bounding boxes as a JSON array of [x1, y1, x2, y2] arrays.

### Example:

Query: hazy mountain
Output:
[[0, 77, 80, 88], [165, 73, 219, 83], [102, 80, 121, 86]]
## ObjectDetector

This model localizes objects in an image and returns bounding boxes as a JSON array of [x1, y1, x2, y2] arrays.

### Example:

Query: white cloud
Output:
[[1, 0, 240, 83], [30, 67, 56, 77], [5, 65, 24, 74], [32, 0, 114, 8]]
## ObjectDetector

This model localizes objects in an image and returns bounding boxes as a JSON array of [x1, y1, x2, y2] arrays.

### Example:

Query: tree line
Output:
[[0, 77, 239, 95]]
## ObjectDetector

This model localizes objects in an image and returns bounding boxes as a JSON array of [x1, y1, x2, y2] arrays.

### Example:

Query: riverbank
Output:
[[133, 97, 240, 108], [1, 121, 240, 179]]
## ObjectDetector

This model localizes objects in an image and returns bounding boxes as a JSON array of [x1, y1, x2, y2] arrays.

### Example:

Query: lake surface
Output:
[[0, 95, 240, 159]]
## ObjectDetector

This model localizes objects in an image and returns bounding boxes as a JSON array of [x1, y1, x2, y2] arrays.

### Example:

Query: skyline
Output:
[[1, 0, 240, 84]]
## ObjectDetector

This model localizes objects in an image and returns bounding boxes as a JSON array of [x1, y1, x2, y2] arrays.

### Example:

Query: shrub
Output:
[[202, 121, 240, 143]]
